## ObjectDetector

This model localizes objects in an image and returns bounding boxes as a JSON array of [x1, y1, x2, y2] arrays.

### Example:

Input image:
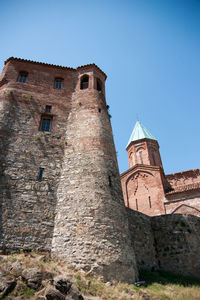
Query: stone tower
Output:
[[0, 57, 138, 282], [51, 65, 138, 282], [121, 121, 165, 216]]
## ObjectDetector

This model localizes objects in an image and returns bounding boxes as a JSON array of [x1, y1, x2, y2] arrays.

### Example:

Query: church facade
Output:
[[121, 121, 200, 217]]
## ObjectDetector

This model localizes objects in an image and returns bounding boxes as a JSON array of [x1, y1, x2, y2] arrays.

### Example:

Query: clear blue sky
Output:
[[1, 0, 200, 174]]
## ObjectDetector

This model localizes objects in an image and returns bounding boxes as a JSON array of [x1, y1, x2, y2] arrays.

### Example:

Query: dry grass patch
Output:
[[0, 252, 200, 299]]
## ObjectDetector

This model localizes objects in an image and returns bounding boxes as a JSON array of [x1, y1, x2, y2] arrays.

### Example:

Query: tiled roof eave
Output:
[[4, 57, 107, 79], [166, 182, 200, 195]]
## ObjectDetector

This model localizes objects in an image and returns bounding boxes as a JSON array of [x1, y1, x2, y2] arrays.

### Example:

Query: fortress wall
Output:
[[0, 60, 74, 250], [1, 58, 200, 282], [0, 59, 139, 283], [126, 208, 157, 270], [126, 209, 200, 278], [151, 214, 200, 278]]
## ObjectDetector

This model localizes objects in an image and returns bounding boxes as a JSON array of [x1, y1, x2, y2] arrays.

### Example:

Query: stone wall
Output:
[[126, 208, 157, 271], [0, 59, 74, 250], [151, 214, 200, 278], [1, 57, 200, 282], [126, 208, 200, 278], [0, 58, 138, 283]]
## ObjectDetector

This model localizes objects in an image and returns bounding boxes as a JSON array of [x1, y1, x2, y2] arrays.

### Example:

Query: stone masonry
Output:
[[0, 57, 200, 281], [0, 57, 137, 283]]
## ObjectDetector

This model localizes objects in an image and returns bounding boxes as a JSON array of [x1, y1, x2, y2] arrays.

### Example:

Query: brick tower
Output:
[[0, 58, 138, 283], [121, 121, 165, 216], [51, 65, 138, 282]]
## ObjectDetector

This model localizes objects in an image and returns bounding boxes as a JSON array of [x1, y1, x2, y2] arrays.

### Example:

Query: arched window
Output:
[[96, 78, 102, 91], [129, 152, 135, 167], [136, 146, 145, 164], [152, 151, 156, 165], [80, 75, 89, 89], [139, 151, 143, 164]]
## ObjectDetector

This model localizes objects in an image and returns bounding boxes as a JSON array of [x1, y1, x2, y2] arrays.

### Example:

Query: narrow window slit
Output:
[[108, 175, 112, 187], [38, 168, 44, 181], [96, 79, 102, 91], [136, 199, 138, 211], [139, 151, 143, 164], [152, 152, 156, 165], [149, 196, 151, 208]]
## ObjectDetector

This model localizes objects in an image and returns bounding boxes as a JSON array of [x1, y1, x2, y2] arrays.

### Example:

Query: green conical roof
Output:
[[127, 121, 157, 147]]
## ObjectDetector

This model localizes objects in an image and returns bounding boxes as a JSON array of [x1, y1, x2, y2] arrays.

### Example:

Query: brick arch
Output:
[[135, 146, 145, 152], [126, 170, 154, 185], [172, 204, 200, 217], [136, 147, 145, 164], [128, 152, 135, 167]]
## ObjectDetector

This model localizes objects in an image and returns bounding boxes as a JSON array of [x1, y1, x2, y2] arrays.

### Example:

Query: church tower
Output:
[[121, 121, 165, 216], [127, 121, 163, 169]]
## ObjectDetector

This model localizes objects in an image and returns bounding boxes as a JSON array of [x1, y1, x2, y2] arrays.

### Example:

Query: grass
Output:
[[0, 252, 200, 299], [137, 269, 200, 300]]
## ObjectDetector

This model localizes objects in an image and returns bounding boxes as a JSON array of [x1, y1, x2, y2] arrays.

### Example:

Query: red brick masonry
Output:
[[121, 137, 200, 217]]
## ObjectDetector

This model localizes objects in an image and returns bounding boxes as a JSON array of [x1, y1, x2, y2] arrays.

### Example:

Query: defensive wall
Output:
[[0, 57, 200, 282], [127, 209, 200, 278], [0, 57, 137, 282]]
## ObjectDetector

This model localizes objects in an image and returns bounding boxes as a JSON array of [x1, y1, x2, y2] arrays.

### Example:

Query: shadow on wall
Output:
[[126, 208, 200, 279], [0, 88, 72, 250], [140, 268, 200, 287], [0, 91, 17, 249]]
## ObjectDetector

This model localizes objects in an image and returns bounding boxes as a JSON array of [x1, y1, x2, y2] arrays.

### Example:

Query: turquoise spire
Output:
[[127, 121, 157, 147]]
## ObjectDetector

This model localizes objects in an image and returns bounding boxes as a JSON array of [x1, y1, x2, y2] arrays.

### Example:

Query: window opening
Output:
[[98, 108, 101, 113], [136, 198, 138, 211], [38, 168, 44, 181], [18, 72, 28, 83], [152, 152, 156, 165], [45, 105, 52, 113], [80, 75, 89, 89], [148, 196, 151, 208], [139, 151, 143, 164], [96, 79, 102, 91], [40, 117, 51, 132], [55, 78, 63, 89], [108, 175, 112, 187]]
